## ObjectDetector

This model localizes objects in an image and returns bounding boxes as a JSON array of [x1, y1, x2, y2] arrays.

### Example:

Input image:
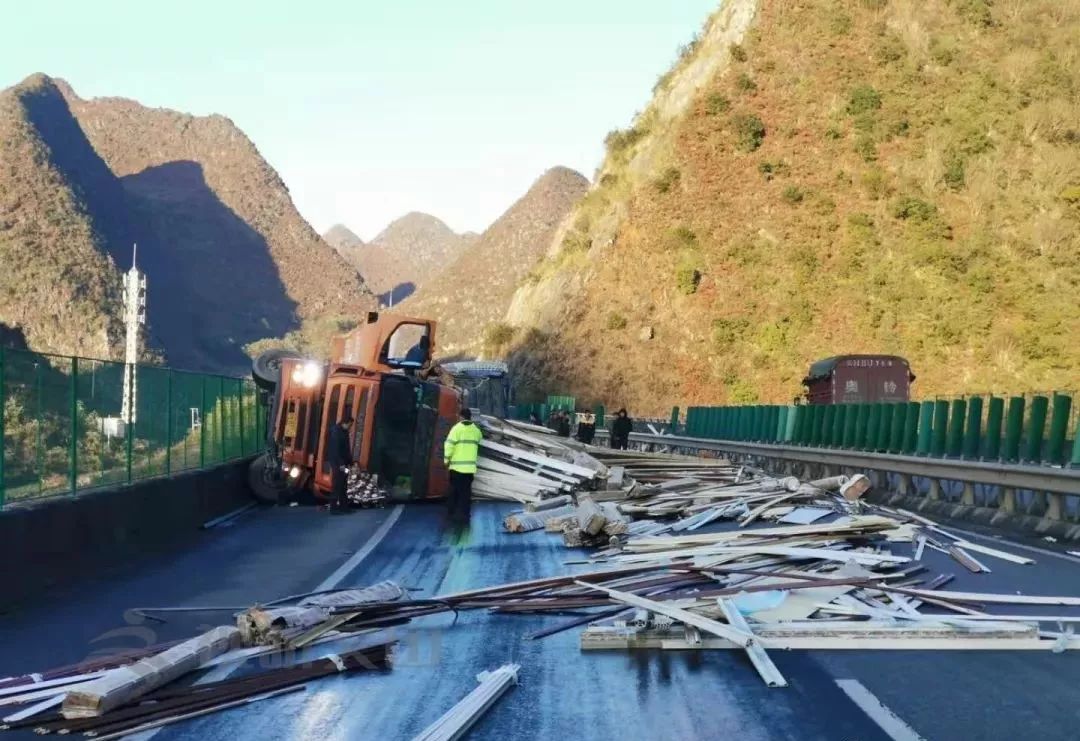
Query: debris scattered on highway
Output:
[[411, 663, 520, 741], [473, 424, 1080, 684]]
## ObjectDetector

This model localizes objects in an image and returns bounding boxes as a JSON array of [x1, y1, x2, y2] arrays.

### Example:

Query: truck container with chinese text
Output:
[[802, 355, 915, 404]]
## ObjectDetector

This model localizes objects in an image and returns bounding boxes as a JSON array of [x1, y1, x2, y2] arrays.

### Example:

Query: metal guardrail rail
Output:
[[595, 430, 1080, 498]]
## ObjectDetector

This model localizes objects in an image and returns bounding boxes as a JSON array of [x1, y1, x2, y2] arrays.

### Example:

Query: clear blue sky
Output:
[[0, 0, 717, 239]]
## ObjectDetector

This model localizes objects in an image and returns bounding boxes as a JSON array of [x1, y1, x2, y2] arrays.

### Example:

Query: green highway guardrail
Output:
[[0, 347, 266, 509], [675, 392, 1079, 468]]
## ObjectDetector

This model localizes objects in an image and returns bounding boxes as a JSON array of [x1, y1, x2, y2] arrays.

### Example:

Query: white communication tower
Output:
[[120, 245, 147, 424]]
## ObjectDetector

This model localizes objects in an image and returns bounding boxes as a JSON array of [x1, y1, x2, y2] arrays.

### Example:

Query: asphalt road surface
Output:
[[2, 500, 1080, 740]]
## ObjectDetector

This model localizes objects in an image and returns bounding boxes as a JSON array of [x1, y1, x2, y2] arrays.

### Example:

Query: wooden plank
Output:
[[62, 627, 240, 718], [573, 581, 754, 647], [953, 540, 1035, 566]]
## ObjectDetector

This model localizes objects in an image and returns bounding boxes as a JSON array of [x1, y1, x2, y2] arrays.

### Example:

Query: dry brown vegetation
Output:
[[0, 75, 124, 358], [507, 0, 1080, 413]]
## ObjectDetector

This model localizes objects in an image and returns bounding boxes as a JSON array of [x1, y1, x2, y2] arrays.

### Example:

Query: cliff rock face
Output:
[[506, 0, 1080, 412], [0, 75, 124, 358], [327, 213, 476, 306], [56, 79, 375, 372], [400, 167, 589, 357]]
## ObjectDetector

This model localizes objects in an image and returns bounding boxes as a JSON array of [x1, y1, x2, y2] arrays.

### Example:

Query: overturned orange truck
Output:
[[248, 312, 462, 504]]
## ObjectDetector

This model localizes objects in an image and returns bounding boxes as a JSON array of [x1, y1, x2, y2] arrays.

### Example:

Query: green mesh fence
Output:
[[1, 347, 265, 508]]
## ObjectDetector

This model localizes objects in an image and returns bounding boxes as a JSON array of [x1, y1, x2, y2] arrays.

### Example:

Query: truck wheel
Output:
[[252, 349, 302, 391], [248, 453, 287, 504]]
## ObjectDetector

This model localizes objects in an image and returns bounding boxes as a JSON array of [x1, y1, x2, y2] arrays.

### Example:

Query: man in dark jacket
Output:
[[325, 411, 354, 513], [555, 410, 571, 438], [611, 408, 633, 450]]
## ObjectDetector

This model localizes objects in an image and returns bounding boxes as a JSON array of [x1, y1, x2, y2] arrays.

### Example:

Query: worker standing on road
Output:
[[611, 408, 633, 450], [444, 408, 483, 530], [326, 411, 354, 514]]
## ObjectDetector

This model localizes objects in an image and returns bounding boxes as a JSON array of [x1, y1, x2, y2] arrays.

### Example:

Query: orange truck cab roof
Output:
[[331, 311, 437, 374]]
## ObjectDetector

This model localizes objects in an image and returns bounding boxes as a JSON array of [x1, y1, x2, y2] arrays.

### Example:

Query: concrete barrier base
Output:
[[0, 459, 254, 611], [867, 490, 1080, 542]]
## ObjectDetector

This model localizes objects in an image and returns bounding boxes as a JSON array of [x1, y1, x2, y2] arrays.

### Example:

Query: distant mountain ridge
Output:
[[400, 166, 589, 356], [0, 73, 375, 372], [324, 212, 475, 306]]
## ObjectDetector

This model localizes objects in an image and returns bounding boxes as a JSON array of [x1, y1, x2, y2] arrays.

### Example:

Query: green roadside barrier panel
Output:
[[931, 400, 949, 458], [864, 404, 881, 450], [814, 405, 827, 447], [1024, 395, 1049, 464], [877, 403, 893, 451], [1003, 396, 1025, 463], [784, 406, 797, 442], [594, 404, 605, 429], [796, 405, 810, 444], [822, 405, 836, 448], [916, 401, 934, 456], [946, 399, 966, 458], [1046, 394, 1072, 465], [843, 404, 858, 448], [902, 402, 919, 454], [855, 404, 870, 450], [1071, 416, 1080, 467], [962, 397, 983, 459], [670, 406, 679, 431], [832, 405, 847, 447], [888, 403, 905, 452], [984, 396, 1003, 461]]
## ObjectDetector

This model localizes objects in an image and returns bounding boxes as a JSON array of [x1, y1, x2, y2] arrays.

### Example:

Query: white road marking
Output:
[[133, 505, 404, 739], [315, 505, 404, 591], [835, 678, 926, 741]]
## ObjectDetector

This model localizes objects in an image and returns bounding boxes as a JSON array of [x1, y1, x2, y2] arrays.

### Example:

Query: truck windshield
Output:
[[383, 323, 430, 368]]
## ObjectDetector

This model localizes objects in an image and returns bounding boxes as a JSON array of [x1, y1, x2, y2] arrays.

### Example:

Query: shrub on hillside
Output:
[[483, 322, 515, 351], [861, 167, 889, 198], [668, 225, 698, 249], [712, 317, 750, 345], [875, 34, 907, 65], [782, 185, 805, 204], [949, 0, 995, 27], [829, 9, 853, 36], [855, 134, 878, 162], [847, 86, 883, 116], [604, 126, 647, 156], [891, 196, 938, 222], [735, 72, 758, 93], [605, 312, 628, 331], [732, 113, 766, 152], [654, 166, 681, 194], [758, 161, 788, 180], [729, 44, 747, 62], [705, 93, 731, 115], [943, 152, 966, 190], [675, 264, 702, 295]]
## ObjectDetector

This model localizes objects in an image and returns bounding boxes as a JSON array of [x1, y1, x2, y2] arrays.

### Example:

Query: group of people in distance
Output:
[[532, 407, 634, 449]]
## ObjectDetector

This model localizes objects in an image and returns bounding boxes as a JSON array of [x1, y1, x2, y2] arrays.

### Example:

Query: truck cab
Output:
[[251, 312, 461, 503]]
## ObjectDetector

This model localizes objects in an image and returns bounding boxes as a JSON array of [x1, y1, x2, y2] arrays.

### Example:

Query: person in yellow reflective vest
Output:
[[443, 407, 483, 528]]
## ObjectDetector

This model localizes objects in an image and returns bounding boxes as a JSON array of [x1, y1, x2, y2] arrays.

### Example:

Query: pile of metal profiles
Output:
[[477, 443, 1080, 686], [474, 417, 604, 504], [0, 583, 409, 734], [3, 642, 393, 738]]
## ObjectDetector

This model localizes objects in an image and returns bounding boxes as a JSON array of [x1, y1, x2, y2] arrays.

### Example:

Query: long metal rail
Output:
[[596, 430, 1080, 497]]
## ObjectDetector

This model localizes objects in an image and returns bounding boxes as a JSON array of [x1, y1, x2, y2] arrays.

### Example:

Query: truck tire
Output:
[[252, 349, 302, 391], [248, 453, 287, 504]]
